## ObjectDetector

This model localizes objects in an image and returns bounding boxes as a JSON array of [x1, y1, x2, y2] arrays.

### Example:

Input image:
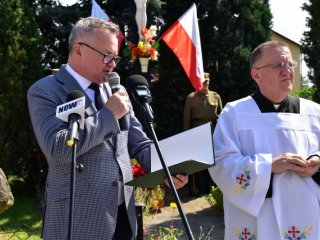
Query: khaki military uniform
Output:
[[183, 91, 222, 130], [183, 90, 223, 196]]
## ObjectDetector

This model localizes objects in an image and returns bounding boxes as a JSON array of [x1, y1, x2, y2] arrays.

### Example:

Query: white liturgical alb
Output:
[[209, 96, 320, 240]]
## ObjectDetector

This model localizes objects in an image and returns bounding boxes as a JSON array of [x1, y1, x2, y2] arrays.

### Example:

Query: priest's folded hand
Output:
[[298, 164, 320, 177], [306, 154, 320, 167], [272, 153, 308, 174], [297, 155, 320, 177]]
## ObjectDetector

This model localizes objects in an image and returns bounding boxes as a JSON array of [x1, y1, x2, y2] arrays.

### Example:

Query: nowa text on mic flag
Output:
[[161, 4, 204, 91], [91, 0, 124, 51]]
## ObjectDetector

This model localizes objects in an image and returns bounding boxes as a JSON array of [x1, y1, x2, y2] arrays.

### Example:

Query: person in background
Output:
[[27, 17, 187, 240], [183, 72, 222, 196], [209, 40, 320, 239]]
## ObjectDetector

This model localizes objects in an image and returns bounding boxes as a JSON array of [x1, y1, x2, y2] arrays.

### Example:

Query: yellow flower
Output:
[[131, 158, 138, 165], [170, 202, 177, 209]]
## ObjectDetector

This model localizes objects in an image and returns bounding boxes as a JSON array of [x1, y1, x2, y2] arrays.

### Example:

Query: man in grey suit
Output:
[[27, 17, 187, 240]]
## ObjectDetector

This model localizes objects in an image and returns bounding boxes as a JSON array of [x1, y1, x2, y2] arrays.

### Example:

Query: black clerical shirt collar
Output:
[[251, 90, 300, 113]]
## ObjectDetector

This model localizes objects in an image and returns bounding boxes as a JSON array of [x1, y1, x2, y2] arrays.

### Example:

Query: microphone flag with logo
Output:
[[56, 90, 85, 146]]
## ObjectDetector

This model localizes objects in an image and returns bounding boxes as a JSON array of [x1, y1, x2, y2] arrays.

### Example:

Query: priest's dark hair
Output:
[[250, 40, 289, 69]]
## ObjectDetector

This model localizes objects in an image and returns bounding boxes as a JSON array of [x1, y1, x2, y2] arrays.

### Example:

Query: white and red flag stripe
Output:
[[161, 4, 204, 91]]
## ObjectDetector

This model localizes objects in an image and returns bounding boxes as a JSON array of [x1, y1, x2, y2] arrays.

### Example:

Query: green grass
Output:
[[0, 177, 42, 240]]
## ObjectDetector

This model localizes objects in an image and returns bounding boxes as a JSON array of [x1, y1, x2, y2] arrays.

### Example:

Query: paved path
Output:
[[144, 196, 225, 240]]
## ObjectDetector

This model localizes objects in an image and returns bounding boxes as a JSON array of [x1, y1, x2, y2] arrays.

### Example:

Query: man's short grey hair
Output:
[[250, 40, 289, 69], [68, 17, 120, 54]]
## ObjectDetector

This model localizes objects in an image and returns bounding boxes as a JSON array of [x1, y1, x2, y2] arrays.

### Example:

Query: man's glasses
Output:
[[78, 42, 121, 65], [255, 60, 298, 70]]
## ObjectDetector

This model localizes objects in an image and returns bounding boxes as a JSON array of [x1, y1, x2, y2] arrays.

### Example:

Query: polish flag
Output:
[[161, 4, 204, 91], [91, 0, 124, 51]]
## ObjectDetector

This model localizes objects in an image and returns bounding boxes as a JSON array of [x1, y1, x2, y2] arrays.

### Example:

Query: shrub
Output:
[[205, 186, 224, 215]]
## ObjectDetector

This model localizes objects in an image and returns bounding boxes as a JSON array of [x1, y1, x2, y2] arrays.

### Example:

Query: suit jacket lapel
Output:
[[55, 65, 97, 117], [55, 66, 116, 147]]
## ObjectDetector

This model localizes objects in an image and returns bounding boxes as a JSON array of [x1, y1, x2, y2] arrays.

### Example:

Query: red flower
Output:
[[131, 159, 147, 178]]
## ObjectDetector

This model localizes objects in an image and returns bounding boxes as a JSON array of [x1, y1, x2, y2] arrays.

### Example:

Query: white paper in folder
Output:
[[151, 122, 214, 172]]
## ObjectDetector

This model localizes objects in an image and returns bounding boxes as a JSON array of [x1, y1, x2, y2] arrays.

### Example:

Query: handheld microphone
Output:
[[56, 90, 85, 147], [108, 72, 129, 131], [126, 75, 154, 123]]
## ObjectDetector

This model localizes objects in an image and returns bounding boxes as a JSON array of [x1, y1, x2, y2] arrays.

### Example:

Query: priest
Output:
[[209, 40, 320, 239]]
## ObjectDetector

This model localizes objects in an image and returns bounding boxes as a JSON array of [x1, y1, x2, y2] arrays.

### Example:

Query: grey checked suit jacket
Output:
[[27, 65, 152, 240]]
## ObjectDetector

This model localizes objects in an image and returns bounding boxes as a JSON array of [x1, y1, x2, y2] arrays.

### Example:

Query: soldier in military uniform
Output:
[[183, 72, 223, 196]]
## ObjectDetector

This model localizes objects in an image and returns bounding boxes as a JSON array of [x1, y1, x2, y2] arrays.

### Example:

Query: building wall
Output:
[[271, 31, 302, 91]]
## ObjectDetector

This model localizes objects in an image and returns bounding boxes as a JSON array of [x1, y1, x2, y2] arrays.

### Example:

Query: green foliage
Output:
[[0, 0, 44, 194], [205, 186, 224, 215], [0, 177, 42, 239], [145, 226, 184, 240], [301, 1, 320, 102], [198, 0, 272, 103], [144, 200, 184, 240], [134, 187, 154, 216], [33, 0, 89, 71], [291, 86, 315, 100]]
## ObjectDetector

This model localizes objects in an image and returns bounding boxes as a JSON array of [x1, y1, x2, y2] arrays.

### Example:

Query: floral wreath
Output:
[[123, 25, 159, 62]]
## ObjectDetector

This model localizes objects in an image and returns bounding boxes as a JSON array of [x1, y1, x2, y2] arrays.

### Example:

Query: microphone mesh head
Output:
[[66, 90, 85, 102], [108, 72, 120, 87], [126, 75, 149, 90]]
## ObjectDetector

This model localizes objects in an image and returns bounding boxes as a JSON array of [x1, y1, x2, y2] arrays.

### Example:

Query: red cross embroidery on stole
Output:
[[288, 226, 300, 238], [241, 228, 251, 239], [236, 174, 247, 184]]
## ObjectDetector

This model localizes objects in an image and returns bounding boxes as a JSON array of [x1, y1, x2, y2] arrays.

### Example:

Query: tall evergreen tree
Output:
[[33, 0, 89, 71], [302, 0, 320, 102], [0, 0, 43, 191]]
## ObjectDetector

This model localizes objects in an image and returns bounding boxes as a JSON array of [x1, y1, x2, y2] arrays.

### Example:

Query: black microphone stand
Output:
[[141, 102, 195, 240], [67, 134, 79, 240]]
